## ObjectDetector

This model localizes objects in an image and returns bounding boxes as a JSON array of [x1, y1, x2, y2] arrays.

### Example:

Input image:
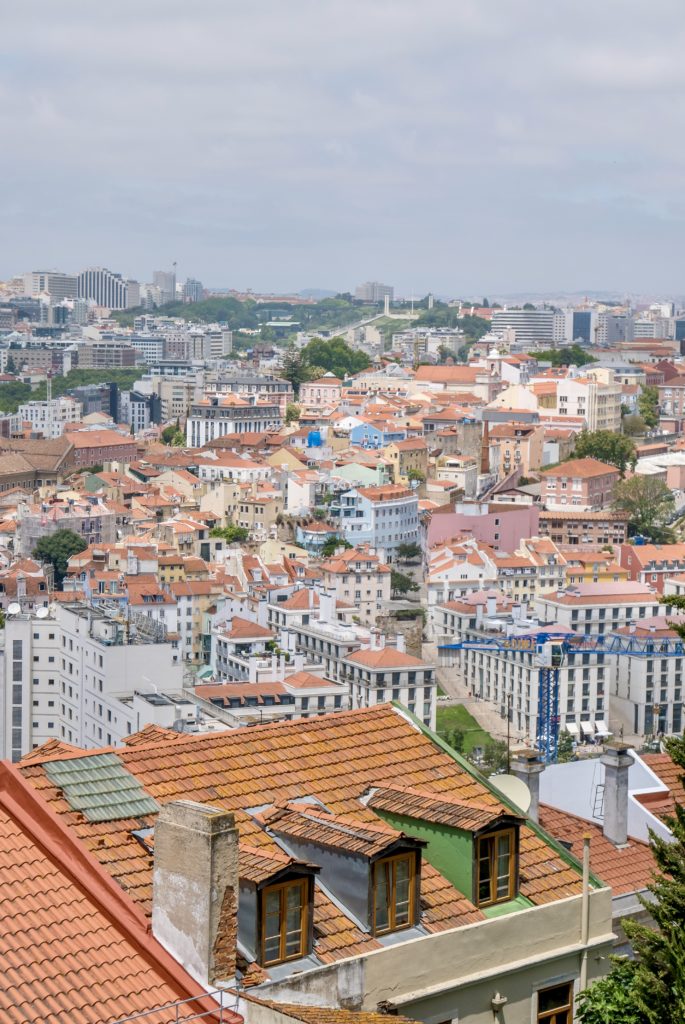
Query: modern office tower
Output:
[[23, 271, 78, 302], [183, 278, 204, 302], [77, 267, 129, 309], [490, 308, 556, 346], [354, 281, 394, 303], [572, 310, 593, 343], [152, 270, 177, 305]]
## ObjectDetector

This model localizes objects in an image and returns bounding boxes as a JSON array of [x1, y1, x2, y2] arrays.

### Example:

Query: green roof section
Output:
[[44, 753, 160, 823]]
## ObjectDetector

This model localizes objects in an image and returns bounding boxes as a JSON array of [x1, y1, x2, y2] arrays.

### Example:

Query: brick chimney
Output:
[[152, 800, 239, 987], [511, 749, 544, 823], [600, 743, 633, 846]]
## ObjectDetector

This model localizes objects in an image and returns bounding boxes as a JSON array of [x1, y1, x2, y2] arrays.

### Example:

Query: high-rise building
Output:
[[126, 280, 141, 309], [355, 281, 394, 303], [183, 278, 204, 303], [152, 269, 177, 306], [490, 308, 556, 346], [77, 267, 129, 309], [23, 271, 78, 302]]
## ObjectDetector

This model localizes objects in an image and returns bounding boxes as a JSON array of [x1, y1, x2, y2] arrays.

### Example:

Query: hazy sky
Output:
[[3, 1, 685, 297]]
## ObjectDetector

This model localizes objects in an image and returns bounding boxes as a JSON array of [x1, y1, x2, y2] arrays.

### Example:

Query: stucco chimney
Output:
[[600, 743, 633, 846], [486, 593, 497, 618], [395, 633, 406, 654], [511, 749, 544, 823], [152, 801, 239, 987]]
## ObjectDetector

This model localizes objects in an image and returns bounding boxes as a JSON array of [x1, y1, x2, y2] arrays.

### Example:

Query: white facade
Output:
[[23, 271, 78, 302], [337, 486, 419, 560], [17, 396, 82, 439], [186, 397, 282, 447], [0, 604, 182, 760], [77, 267, 129, 309]]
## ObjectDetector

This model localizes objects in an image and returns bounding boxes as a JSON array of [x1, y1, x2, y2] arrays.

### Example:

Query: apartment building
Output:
[[193, 672, 347, 724], [0, 602, 181, 759], [556, 371, 622, 432], [488, 422, 544, 478], [343, 640, 436, 728], [186, 396, 282, 447], [618, 542, 685, 594], [535, 582, 661, 634], [76, 339, 136, 368], [444, 603, 611, 745], [383, 437, 429, 485], [540, 458, 620, 512], [611, 616, 685, 739], [320, 544, 391, 624], [23, 270, 78, 301], [16, 496, 117, 557], [490, 307, 557, 344], [539, 509, 629, 546], [206, 371, 294, 416], [299, 373, 343, 409], [17, 396, 82, 439], [335, 483, 419, 560], [170, 579, 225, 663]]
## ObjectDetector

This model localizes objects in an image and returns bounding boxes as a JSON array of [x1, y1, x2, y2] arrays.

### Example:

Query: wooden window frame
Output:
[[260, 877, 309, 966], [537, 981, 573, 1024], [475, 828, 516, 908], [372, 852, 416, 935]]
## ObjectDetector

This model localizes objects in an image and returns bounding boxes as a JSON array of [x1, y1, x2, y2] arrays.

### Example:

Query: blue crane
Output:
[[438, 630, 685, 763]]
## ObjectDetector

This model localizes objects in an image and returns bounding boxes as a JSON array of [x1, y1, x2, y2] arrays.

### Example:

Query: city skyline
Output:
[[4, 2, 685, 295]]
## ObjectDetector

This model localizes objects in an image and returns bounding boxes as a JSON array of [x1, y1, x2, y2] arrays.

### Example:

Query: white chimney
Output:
[[152, 801, 239, 987], [486, 593, 497, 618], [511, 749, 544, 823], [396, 633, 406, 654]]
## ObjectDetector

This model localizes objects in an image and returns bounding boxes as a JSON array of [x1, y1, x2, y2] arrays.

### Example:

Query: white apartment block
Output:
[[556, 371, 622, 432], [23, 271, 78, 302], [17, 396, 82, 439], [0, 603, 182, 760], [186, 396, 282, 446], [611, 618, 685, 740], [535, 583, 661, 635], [336, 484, 419, 561]]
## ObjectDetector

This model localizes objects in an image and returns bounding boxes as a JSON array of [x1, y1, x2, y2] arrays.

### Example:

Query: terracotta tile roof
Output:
[[261, 804, 412, 858], [239, 843, 316, 885], [366, 785, 523, 833], [122, 724, 183, 747], [0, 763, 237, 1024], [640, 753, 684, 819], [222, 617, 274, 640], [345, 646, 428, 669], [538, 804, 655, 895], [18, 705, 585, 963], [540, 457, 619, 479], [240, 994, 419, 1024]]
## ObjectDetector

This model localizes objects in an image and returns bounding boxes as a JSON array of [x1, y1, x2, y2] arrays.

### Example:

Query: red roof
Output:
[[0, 761, 237, 1024]]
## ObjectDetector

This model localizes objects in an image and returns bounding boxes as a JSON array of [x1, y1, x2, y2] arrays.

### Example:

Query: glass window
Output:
[[261, 878, 308, 966], [476, 830, 515, 907], [537, 982, 573, 1024], [373, 853, 415, 934]]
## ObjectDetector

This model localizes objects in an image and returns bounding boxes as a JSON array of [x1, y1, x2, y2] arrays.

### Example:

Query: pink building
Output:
[[299, 373, 343, 409], [426, 501, 539, 552], [540, 458, 620, 512]]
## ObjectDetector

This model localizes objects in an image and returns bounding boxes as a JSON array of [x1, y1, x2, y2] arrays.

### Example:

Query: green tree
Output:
[[281, 346, 318, 396], [5, 355, 16, 374], [522, 302, 536, 310], [390, 569, 419, 598], [446, 727, 466, 753], [210, 524, 250, 544], [638, 385, 660, 428], [556, 730, 575, 763], [572, 430, 637, 476], [613, 475, 675, 542], [301, 336, 371, 378], [285, 402, 301, 424], [622, 413, 647, 437], [397, 542, 421, 562], [407, 468, 426, 483], [475, 739, 509, 775], [659, 593, 685, 638], [533, 345, 597, 368], [321, 535, 352, 558], [33, 529, 87, 589], [577, 958, 644, 1024]]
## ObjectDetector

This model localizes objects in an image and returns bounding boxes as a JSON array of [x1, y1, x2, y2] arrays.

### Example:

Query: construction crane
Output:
[[438, 630, 685, 763]]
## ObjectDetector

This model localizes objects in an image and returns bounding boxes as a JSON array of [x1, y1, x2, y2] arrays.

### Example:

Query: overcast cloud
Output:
[[2, 0, 685, 296]]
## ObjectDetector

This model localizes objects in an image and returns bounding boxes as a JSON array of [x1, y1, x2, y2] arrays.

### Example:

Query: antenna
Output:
[[490, 774, 532, 814], [36, 606, 50, 619], [6, 603, 21, 616]]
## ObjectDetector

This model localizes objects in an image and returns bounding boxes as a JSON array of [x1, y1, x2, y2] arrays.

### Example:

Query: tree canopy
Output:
[[301, 336, 370, 378], [321, 535, 352, 558], [210, 524, 250, 544], [638, 385, 660, 429], [613, 475, 675, 542], [571, 430, 637, 476], [33, 530, 87, 589], [390, 569, 419, 598], [533, 344, 597, 367]]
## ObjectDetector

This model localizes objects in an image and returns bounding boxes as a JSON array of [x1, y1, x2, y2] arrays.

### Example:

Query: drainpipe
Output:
[[580, 833, 591, 991]]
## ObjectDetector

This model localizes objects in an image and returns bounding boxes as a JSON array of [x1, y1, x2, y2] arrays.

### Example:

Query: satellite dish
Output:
[[490, 774, 532, 815], [6, 603, 20, 616], [36, 606, 49, 619]]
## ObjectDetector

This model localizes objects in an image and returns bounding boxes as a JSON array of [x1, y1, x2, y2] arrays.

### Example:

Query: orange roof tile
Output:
[[538, 804, 655, 895], [0, 763, 237, 1024]]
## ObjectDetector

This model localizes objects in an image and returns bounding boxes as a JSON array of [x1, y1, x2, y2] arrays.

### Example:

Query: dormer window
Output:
[[476, 829, 516, 907], [262, 878, 308, 965], [373, 852, 415, 934]]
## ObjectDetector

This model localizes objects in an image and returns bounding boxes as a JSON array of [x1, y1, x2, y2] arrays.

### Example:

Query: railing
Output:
[[112, 991, 235, 1024]]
